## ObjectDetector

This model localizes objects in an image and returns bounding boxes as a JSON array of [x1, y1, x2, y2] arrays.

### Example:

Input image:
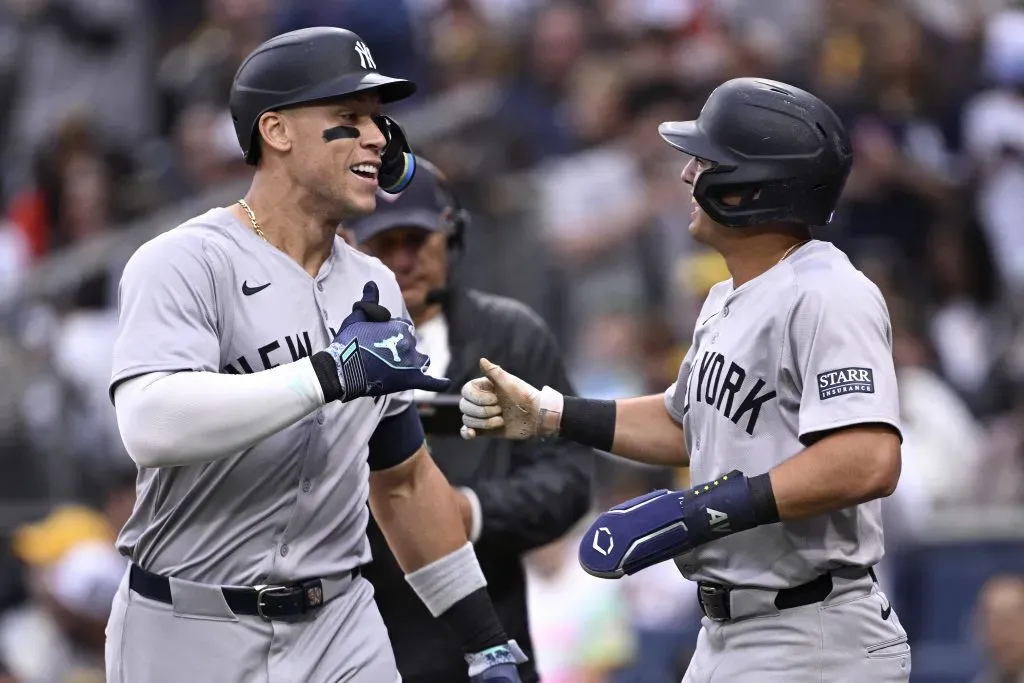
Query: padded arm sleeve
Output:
[[114, 360, 325, 468]]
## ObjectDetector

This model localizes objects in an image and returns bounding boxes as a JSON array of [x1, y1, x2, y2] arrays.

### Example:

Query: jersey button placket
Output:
[[302, 479, 312, 493], [280, 544, 289, 557], [313, 281, 329, 325]]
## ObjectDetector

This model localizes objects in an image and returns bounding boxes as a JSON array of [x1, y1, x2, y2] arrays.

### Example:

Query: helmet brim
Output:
[[658, 120, 735, 165], [281, 71, 417, 107]]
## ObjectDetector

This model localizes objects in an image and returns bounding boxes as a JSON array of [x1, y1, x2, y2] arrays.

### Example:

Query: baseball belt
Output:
[[697, 566, 878, 622], [128, 563, 361, 621]]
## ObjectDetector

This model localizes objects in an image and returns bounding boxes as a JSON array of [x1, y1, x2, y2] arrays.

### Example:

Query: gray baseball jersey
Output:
[[109, 206, 412, 585], [664, 240, 901, 589]]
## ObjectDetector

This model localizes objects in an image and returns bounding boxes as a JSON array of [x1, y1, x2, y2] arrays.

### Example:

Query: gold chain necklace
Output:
[[236, 199, 268, 242], [779, 239, 810, 264]]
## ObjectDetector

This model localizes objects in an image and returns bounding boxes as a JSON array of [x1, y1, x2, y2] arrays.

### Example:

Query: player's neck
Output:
[[237, 176, 338, 277], [720, 233, 809, 289]]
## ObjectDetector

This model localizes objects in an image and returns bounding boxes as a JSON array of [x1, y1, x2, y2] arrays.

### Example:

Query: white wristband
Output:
[[536, 385, 564, 438]]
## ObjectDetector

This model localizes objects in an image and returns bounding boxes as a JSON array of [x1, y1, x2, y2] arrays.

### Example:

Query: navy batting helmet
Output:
[[659, 78, 853, 229], [229, 27, 417, 192]]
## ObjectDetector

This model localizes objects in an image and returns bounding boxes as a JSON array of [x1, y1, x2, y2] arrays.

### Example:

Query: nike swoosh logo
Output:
[[242, 281, 271, 296], [881, 602, 892, 620]]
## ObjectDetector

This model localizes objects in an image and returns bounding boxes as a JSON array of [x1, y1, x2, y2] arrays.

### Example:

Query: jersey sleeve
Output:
[[109, 232, 222, 401], [785, 280, 902, 444], [664, 343, 696, 425]]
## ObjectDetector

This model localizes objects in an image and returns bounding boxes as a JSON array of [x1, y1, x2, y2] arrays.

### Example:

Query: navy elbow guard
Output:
[[578, 470, 779, 578]]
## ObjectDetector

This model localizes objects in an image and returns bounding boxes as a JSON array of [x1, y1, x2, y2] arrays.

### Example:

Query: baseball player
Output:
[[105, 28, 525, 683], [459, 78, 912, 682]]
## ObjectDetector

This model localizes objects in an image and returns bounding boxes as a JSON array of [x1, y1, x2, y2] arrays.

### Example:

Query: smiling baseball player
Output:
[[105, 27, 525, 683], [459, 78, 911, 682]]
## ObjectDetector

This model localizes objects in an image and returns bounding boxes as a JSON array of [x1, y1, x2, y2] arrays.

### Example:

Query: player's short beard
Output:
[[315, 175, 370, 225]]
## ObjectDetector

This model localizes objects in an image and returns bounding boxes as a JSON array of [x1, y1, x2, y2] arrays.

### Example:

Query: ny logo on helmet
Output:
[[355, 41, 377, 70]]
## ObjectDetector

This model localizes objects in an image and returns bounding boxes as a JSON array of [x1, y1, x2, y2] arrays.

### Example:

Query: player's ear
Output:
[[257, 111, 292, 157]]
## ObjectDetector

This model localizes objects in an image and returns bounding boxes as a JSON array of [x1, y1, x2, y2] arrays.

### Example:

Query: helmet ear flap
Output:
[[374, 115, 416, 194]]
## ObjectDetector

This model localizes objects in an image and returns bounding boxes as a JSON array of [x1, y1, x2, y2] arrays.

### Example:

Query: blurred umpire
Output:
[[347, 160, 593, 683]]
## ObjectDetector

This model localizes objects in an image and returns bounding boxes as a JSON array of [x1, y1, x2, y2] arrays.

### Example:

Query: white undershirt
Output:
[[412, 314, 450, 401]]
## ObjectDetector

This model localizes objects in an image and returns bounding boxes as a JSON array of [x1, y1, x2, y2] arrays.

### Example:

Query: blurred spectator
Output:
[[0, 504, 124, 683], [158, 0, 272, 129], [884, 291, 987, 507], [963, 7, 1024, 295], [5, 119, 138, 467], [164, 99, 251, 200], [153, 0, 269, 201], [535, 75, 695, 350], [0, 540, 125, 683], [484, 1, 586, 168], [923, 219, 1014, 415], [972, 574, 1024, 683], [831, 3, 963, 267], [1, 0, 155, 201], [976, 393, 1024, 505], [11, 507, 115, 569], [525, 524, 636, 683], [6, 116, 136, 264]]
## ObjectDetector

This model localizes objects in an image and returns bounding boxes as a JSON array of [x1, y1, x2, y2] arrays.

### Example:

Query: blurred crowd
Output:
[[0, 0, 1023, 681]]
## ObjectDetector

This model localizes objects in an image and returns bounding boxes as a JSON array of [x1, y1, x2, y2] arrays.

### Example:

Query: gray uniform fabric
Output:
[[681, 571, 911, 682], [105, 568, 400, 683], [106, 206, 411, 681], [664, 240, 910, 681]]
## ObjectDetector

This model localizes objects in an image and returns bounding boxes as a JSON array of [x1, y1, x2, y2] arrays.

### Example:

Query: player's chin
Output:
[[342, 187, 378, 217], [688, 218, 708, 242]]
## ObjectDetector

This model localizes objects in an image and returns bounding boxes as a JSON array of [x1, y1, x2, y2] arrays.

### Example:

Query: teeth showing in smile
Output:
[[351, 164, 378, 178]]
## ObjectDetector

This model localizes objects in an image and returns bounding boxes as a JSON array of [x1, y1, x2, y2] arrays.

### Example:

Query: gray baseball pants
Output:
[[105, 568, 401, 683], [682, 570, 911, 682]]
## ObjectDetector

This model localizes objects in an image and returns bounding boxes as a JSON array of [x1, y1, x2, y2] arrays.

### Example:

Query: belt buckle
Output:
[[256, 585, 294, 621], [698, 583, 732, 622]]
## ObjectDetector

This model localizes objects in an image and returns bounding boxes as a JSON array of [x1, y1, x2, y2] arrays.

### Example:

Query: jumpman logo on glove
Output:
[[373, 334, 405, 363], [325, 281, 450, 401]]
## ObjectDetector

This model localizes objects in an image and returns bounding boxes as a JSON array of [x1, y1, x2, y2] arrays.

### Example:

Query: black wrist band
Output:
[[561, 396, 616, 452], [439, 587, 508, 654], [310, 351, 344, 403], [748, 473, 780, 525]]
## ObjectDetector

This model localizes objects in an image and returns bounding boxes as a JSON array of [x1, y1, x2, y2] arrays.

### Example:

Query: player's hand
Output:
[[466, 641, 527, 682], [326, 281, 451, 401], [460, 359, 560, 441]]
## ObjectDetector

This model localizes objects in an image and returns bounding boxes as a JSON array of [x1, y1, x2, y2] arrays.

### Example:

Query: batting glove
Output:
[[466, 641, 527, 683], [459, 358, 564, 441], [323, 281, 450, 401]]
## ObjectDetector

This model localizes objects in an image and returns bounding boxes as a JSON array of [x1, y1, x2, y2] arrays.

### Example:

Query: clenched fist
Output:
[[459, 358, 564, 440]]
